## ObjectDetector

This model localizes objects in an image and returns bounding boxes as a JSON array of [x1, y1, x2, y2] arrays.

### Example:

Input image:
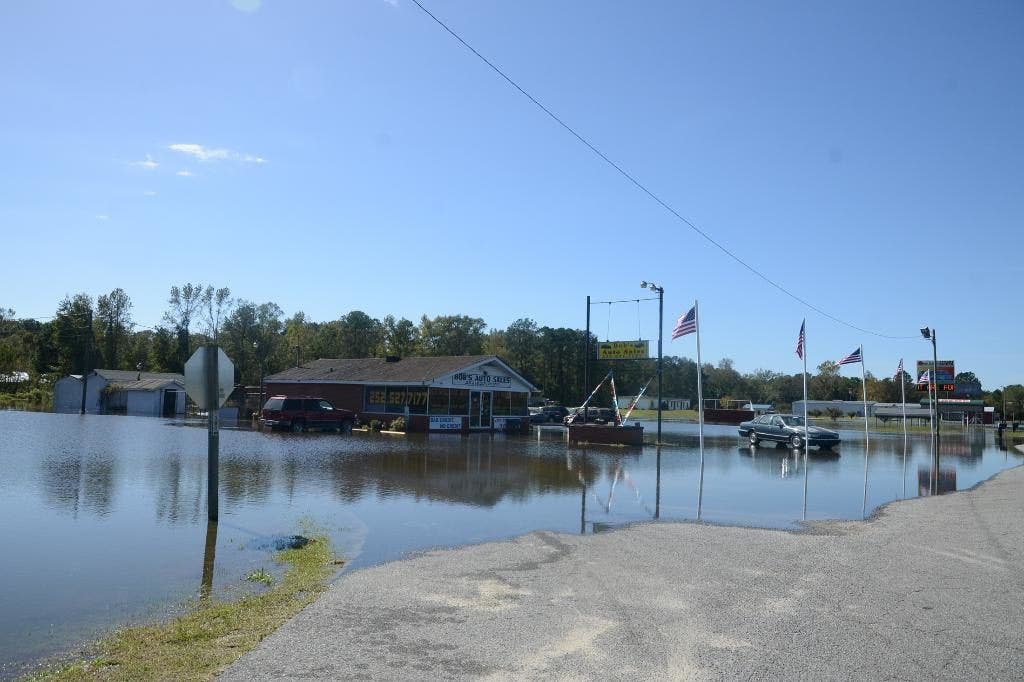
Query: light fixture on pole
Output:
[[920, 326, 939, 492], [253, 341, 264, 411], [641, 281, 664, 444]]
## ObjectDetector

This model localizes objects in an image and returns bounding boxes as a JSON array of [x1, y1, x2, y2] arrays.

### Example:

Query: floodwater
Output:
[[0, 411, 1019, 677]]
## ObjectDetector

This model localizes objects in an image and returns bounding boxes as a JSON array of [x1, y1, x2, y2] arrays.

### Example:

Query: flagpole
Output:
[[899, 360, 907, 448], [801, 320, 808, 520], [861, 348, 869, 448], [798, 319, 806, 440], [861, 347, 869, 518], [696, 299, 705, 521]]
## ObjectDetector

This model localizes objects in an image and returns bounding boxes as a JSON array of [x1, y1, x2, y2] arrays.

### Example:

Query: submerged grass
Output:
[[31, 536, 339, 682]]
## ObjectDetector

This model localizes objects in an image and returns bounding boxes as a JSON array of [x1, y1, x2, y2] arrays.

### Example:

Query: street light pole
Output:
[[920, 326, 940, 494], [641, 281, 664, 444]]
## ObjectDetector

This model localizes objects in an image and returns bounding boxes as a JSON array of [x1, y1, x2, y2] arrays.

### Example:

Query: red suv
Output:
[[261, 395, 358, 433]]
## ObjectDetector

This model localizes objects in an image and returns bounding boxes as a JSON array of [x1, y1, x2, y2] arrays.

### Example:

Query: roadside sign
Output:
[[185, 346, 234, 409], [597, 340, 649, 360]]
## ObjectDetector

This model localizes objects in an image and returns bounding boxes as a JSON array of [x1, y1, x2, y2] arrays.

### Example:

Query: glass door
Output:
[[470, 391, 481, 428], [480, 391, 492, 429]]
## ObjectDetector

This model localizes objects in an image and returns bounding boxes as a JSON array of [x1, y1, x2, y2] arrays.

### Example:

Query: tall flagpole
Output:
[[801, 320, 808, 520], [861, 347, 869, 518], [801, 321, 808, 429], [861, 347, 869, 448], [696, 299, 705, 520], [900, 360, 907, 447]]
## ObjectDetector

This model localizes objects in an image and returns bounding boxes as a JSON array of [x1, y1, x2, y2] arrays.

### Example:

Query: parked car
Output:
[[261, 395, 357, 433], [528, 408, 548, 424], [540, 405, 569, 423], [737, 414, 839, 449], [564, 407, 618, 425]]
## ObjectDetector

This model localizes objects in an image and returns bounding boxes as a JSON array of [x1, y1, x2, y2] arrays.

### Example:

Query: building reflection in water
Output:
[[39, 454, 118, 519], [918, 467, 957, 496]]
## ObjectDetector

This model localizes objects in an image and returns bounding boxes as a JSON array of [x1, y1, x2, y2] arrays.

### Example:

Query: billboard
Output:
[[597, 340, 650, 360], [916, 360, 955, 392]]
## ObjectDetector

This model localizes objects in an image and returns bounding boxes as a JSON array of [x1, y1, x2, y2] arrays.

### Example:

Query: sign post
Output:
[[185, 346, 234, 522]]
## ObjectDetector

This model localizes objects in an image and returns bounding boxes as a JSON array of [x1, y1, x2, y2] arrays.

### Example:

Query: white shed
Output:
[[53, 369, 185, 417]]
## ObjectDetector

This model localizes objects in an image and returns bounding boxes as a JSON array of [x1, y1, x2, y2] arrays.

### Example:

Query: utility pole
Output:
[[80, 309, 93, 415], [205, 344, 220, 522], [641, 281, 664, 443], [584, 296, 590, 424]]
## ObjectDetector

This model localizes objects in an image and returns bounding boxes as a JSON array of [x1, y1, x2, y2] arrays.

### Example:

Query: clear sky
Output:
[[2, 1, 1021, 388]]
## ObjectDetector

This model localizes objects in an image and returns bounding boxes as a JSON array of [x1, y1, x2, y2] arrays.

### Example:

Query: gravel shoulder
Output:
[[223, 465, 1024, 680]]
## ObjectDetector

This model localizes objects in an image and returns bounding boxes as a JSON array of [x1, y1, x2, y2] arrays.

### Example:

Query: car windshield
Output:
[[780, 416, 805, 426]]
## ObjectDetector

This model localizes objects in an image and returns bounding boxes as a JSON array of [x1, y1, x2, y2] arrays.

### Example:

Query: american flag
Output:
[[796, 320, 805, 359], [837, 347, 862, 366], [672, 306, 697, 340], [918, 370, 931, 384], [894, 358, 904, 381]]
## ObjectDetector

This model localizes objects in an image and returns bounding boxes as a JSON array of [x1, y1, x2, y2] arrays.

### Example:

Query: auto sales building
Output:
[[262, 355, 537, 433]]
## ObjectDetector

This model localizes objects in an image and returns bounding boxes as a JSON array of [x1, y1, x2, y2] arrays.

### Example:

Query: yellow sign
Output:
[[597, 340, 650, 360]]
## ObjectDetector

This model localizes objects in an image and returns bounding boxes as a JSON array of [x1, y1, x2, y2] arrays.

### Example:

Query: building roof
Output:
[[264, 355, 537, 390], [94, 369, 184, 391]]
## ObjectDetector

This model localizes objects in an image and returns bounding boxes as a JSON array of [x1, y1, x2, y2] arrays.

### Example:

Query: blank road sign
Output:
[[184, 346, 234, 409]]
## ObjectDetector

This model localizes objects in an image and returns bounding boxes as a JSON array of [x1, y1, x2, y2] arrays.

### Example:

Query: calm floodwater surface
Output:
[[0, 410, 1020, 677]]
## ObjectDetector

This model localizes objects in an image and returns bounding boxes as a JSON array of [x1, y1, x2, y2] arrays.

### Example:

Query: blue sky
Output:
[[2, 1, 1021, 388]]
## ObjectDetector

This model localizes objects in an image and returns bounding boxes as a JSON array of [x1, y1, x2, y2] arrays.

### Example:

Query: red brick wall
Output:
[[264, 382, 530, 434], [264, 382, 364, 414]]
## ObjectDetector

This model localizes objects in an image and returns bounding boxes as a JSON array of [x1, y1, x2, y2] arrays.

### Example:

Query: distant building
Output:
[[615, 396, 690, 411], [54, 369, 186, 417], [792, 399, 877, 417]]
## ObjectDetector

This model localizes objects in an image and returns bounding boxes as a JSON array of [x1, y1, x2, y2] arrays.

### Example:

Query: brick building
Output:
[[263, 355, 537, 433]]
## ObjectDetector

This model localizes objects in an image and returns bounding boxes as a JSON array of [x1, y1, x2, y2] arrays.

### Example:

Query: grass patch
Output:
[[32, 535, 339, 681]]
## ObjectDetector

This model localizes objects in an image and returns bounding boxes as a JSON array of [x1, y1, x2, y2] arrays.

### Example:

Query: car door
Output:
[[303, 399, 322, 428], [768, 415, 786, 441], [318, 400, 336, 428]]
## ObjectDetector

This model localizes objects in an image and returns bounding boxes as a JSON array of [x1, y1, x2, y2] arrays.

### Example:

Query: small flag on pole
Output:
[[672, 306, 697, 340], [894, 358, 903, 381], [796, 320, 806, 359], [918, 370, 931, 384], [837, 347, 862, 365]]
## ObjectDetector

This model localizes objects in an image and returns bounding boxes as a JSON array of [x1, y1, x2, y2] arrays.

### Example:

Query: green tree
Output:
[[381, 315, 419, 357], [417, 315, 486, 356], [336, 311, 382, 358], [163, 283, 209, 371], [96, 288, 133, 369], [53, 294, 95, 375], [200, 287, 233, 342]]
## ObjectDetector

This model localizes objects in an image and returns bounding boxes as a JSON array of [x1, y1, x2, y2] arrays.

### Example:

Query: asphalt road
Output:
[[224, 465, 1024, 680]]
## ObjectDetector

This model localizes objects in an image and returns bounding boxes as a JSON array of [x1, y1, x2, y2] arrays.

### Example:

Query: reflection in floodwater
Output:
[[200, 521, 218, 601], [919, 467, 957, 496], [1, 412, 1023, 676]]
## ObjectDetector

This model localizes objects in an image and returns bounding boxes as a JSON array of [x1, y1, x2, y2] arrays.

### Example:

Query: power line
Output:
[[407, 0, 919, 341]]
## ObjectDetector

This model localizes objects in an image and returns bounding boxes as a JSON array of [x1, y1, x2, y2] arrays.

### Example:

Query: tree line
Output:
[[1, 285, 1019, 414]]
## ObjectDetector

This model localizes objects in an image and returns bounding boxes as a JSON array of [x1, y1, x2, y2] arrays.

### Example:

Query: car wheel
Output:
[[291, 420, 305, 433], [749, 431, 759, 446], [790, 433, 803, 449], [339, 420, 353, 434]]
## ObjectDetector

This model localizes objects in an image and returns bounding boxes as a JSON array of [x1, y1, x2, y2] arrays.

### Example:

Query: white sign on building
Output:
[[429, 416, 463, 431], [449, 370, 513, 388]]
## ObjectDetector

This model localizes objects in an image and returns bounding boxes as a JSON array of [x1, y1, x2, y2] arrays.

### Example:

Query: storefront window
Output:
[[511, 392, 528, 415], [450, 389, 469, 415], [365, 386, 387, 413], [492, 391, 511, 416], [428, 388, 449, 414], [386, 387, 407, 413], [407, 387, 428, 414]]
